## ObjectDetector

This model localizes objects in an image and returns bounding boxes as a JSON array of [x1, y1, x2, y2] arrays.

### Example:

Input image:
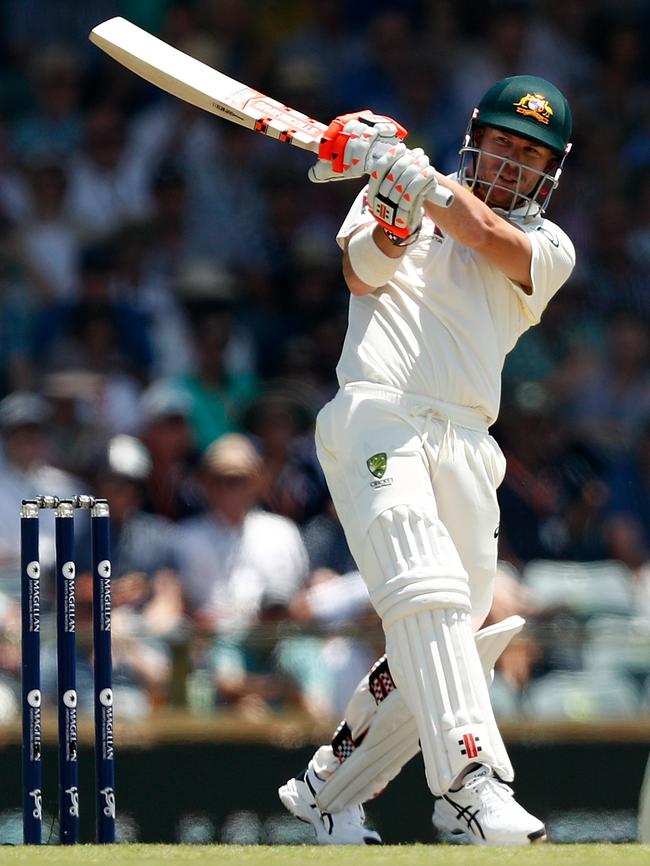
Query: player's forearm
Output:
[[424, 175, 503, 248], [425, 174, 533, 289], [342, 224, 405, 296]]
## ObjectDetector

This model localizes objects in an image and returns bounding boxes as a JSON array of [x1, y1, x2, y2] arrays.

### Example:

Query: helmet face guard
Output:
[[458, 111, 571, 220], [457, 75, 572, 220]]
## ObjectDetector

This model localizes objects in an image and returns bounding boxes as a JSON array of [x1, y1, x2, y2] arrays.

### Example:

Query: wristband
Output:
[[347, 225, 402, 288]]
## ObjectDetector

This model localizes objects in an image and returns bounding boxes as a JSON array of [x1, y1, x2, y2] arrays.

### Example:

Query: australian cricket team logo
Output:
[[367, 452, 387, 479], [513, 93, 554, 125], [367, 452, 393, 488]]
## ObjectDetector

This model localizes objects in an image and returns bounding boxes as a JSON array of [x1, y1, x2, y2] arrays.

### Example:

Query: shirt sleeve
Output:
[[511, 220, 576, 324], [336, 186, 374, 249]]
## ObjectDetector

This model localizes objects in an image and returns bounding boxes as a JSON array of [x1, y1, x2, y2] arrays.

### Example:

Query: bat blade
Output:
[[89, 17, 325, 151], [89, 17, 454, 210]]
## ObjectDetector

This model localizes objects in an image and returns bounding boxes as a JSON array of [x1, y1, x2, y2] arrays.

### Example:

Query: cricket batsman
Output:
[[278, 75, 574, 845]]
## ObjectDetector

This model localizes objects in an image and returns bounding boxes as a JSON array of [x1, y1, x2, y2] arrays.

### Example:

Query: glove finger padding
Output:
[[382, 150, 437, 234], [376, 148, 430, 200], [395, 189, 429, 236], [367, 147, 438, 235], [309, 111, 404, 184]]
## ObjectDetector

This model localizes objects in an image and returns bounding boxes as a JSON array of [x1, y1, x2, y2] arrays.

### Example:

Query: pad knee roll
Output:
[[363, 506, 471, 626]]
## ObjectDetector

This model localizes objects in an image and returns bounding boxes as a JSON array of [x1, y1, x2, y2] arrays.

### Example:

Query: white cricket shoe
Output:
[[278, 769, 382, 845], [432, 765, 547, 846]]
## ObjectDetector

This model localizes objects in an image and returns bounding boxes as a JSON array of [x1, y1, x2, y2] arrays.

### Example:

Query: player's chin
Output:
[[487, 189, 517, 209]]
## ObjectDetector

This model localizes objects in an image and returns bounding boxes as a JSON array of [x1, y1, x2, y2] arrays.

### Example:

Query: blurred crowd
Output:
[[0, 0, 649, 725]]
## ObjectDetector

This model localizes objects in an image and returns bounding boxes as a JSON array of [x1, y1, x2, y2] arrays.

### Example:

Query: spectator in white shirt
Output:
[[174, 432, 308, 634], [173, 432, 337, 717]]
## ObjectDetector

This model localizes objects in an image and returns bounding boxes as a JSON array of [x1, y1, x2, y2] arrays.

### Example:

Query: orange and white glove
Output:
[[309, 110, 405, 183], [366, 146, 439, 238]]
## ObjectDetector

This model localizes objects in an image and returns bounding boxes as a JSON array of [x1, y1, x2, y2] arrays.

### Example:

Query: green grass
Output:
[[0, 845, 647, 866]]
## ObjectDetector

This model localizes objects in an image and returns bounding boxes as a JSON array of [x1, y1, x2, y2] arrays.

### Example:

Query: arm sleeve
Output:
[[511, 221, 576, 324]]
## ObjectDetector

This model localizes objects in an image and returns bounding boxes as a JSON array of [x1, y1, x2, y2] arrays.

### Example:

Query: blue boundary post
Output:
[[55, 500, 79, 844], [91, 499, 116, 843], [20, 501, 42, 844]]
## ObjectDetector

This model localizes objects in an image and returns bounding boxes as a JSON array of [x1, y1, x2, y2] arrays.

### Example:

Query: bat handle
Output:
[[426, 184, 454, 209]]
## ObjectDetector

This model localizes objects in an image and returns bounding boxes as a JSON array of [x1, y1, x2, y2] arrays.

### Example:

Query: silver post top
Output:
[[91, 498, 110, 518], [21, 494, 110, 514], [73, 494, 96, 509], [20, 500, 40, 519], [36, 495, 60, 509], [55, 499, 75, 518]]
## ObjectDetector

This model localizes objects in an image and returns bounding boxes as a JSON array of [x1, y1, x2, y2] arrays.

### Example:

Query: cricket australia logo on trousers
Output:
[[367, 452, 392, 488]]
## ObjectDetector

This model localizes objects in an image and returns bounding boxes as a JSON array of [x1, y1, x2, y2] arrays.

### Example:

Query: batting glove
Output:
[[366, 146, 439, 237], [309, 111, 405, 183]]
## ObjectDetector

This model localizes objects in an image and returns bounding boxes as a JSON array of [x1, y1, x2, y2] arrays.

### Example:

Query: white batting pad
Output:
[[315, 616, 522, 811], [364, 505, 471, 626], [385, 608, 513, 794], [474, 615, 525, 683], [314, 692, 419, 813]]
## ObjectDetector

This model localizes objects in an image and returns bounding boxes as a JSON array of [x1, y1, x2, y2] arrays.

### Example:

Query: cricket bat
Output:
[[88, 17, 453, 215]]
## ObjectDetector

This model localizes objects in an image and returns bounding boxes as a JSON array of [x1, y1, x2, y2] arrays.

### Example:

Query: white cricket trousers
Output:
[[315, 382, 506, 629]]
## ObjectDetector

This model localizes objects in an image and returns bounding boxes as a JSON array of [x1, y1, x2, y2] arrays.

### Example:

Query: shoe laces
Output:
[[463, 767, 514, 806]]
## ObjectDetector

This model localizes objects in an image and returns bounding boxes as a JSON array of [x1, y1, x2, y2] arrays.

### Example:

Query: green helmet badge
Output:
[[513, 93, 554, 125]]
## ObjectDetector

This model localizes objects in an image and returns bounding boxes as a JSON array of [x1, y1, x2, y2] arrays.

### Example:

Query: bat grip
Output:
[[425, 184, 454, 208]]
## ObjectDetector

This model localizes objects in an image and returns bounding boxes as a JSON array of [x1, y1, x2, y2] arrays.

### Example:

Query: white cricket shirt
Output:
[[336, 182, 575, 425]]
